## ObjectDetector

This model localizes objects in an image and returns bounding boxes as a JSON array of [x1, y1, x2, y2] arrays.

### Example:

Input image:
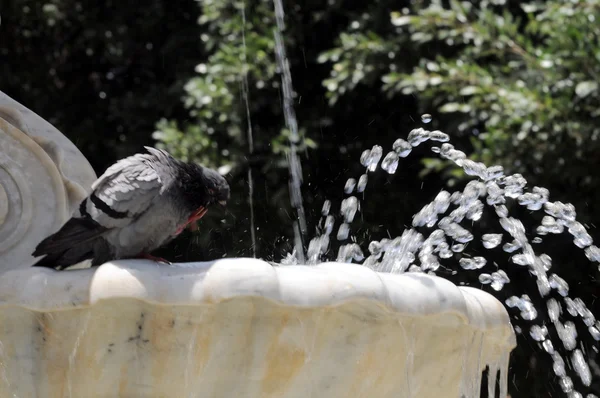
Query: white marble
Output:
[[0, 259, 516, 398], [0, 90, 97, 270]]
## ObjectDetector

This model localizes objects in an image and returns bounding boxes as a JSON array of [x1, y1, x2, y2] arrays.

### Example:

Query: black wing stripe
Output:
[[79, 199, 90, 218], [78, 198, 106, 228], [90, 193, 130, 219]]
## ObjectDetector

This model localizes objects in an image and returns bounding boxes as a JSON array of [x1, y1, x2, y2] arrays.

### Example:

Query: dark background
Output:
[[2, 0, 599, 396]]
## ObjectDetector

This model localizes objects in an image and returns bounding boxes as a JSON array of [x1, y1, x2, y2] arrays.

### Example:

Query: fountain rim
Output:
[[0, 258, 516, 347]]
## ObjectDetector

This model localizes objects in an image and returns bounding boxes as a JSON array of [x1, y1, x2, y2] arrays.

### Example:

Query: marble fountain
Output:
[[0, 89, 515, 397]]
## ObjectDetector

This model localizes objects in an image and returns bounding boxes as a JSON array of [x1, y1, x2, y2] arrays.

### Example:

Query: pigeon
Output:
[[32, 146, 230, 270]]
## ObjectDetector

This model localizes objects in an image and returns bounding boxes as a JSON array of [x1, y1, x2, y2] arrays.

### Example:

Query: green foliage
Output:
[[318, 31, 389, 105], [320, 0, 600, 221], [154, 0, 279, 171]]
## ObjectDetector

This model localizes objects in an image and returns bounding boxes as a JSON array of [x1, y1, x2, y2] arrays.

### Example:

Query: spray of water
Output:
[[267, 3, 598, 394], [240, 1, 257, 257], [273, 0, 308, 263], [304, 122, 600, 396]]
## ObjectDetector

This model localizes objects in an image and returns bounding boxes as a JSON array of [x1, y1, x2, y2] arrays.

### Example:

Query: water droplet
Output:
[[336, 243, 364, 263], [324, 215, 335, 235], [440, 143, 467, 162], [485, 165, 504, 180], [505, 296, 521, 308], [421, 113, 432, 123], [407, 128, 429, 147], [503, 174, 527, 198], [549, 274, 569, 296], [553, 353, 567, 377], [547, 298, 561, 322], [393, 138, 412, 157], [558, 376, 573, 393], [542, 340, 554, 354], [361, 145, 383, 171], [337, 223, 350, 241], [479, 273, 492, 284], [585, 245, 600, 262], [428, 130, 449, 142], [344, 178, 356, 194], [503, 240, 521, 253], [306, 235, 330, 264], [321, 200, 331, 216], [451, 243, 465, 252], [458, 159, 487, 179], [360, 149, 371, 166], [490, 270, 510, 291], [368, 240, 384, 256], [555, 320, 577, 350], [514, 325, 522, 334], [495, 205, 509, 218], [439, 249, 453, 259], [381, 151, 399, 174], [530, 325, 548, 341], [459, 256, 487, 270], [408, 265, 423, 272], [340, 196, 359, 223], [357, 174, 368, 192], [482, 233, 503, 249], [588, 326, 600, 341], [545, 201, 576, 222], [569, 221, 593, 248], [512, 253, 533, 266], [572, 349, 592, 386]]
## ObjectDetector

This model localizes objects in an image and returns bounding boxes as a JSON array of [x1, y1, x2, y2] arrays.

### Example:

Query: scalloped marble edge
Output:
[[0, 258, 516, 347]]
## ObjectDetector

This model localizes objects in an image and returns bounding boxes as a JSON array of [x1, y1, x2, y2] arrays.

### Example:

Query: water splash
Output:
[[269, 3, 597, 392], [273, 0, 308, 263], [304, 125, 600, 394]]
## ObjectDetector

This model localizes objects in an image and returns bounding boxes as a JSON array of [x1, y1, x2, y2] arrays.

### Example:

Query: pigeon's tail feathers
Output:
[[32, 243, 97, 270], [32, 217, 107, 269], [33, 217, 106, 257], [32, 251, 67, 269]]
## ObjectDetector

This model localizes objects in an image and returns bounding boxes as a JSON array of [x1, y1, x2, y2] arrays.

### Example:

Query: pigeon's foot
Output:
[[137, 253, 172, 264]]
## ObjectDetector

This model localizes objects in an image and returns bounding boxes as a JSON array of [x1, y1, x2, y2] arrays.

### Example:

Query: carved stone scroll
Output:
[[0, 90, 96, 270]]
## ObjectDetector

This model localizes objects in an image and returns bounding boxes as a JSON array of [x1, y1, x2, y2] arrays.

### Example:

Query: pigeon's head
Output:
[[179, 162, 230, 211], [201, 167, 230, 208]]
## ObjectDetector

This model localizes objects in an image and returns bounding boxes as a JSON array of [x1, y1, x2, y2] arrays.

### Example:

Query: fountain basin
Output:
[[0, 259, 515, 397], [0, 89, 516, 397]]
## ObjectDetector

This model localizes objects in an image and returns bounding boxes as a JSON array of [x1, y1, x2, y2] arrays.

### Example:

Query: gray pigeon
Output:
[[32, 147, 230, 270]]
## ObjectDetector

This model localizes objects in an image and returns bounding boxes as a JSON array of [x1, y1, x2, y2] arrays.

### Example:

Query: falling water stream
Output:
[[273, 0, 308, 264], [240, 2, 257, 258], [269, 2, 599, 397]]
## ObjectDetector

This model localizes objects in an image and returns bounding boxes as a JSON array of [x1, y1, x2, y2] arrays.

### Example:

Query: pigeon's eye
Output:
[[208, 189, 215, 195]]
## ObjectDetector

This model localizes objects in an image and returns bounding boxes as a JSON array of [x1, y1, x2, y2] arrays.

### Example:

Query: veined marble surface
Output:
[[0, 90, 97, 270], [0, 259, 516, 398]]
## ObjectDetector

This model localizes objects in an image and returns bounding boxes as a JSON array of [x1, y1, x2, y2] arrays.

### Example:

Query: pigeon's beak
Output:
[[218, 200, 227, 208]]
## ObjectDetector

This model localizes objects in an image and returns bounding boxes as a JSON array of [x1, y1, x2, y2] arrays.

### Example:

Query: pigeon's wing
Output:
[[81, 153, 169, 229]]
